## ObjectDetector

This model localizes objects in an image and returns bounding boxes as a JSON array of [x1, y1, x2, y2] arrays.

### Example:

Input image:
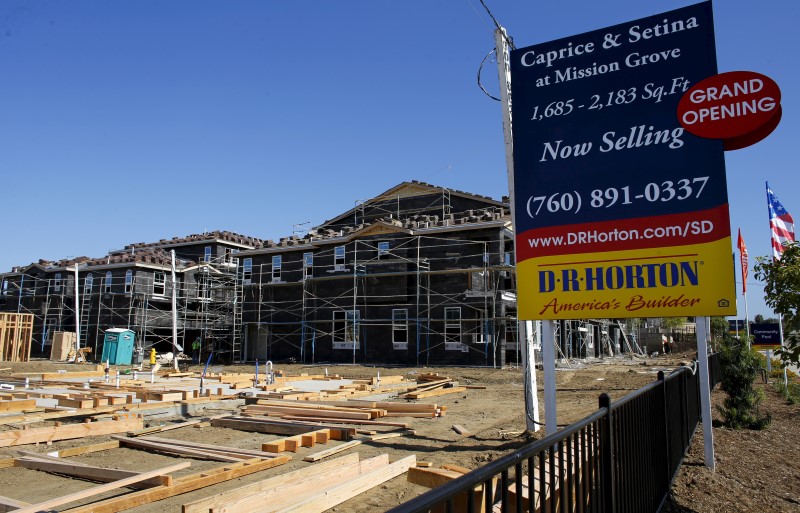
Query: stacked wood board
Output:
[[401, 373, 468, 399], [0, 439, 292, 513], [50, 331, 77, 361], [0, 415, 144, 447], [241, 397, 447, 421], [408, 463, 495, 513], [181, 452, 416, 513]]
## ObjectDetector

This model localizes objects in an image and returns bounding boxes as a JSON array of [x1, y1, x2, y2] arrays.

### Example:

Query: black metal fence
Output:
[[388, 353, 720, 513]]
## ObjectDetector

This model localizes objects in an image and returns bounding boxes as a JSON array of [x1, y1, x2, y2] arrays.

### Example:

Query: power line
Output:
[[477, 48, 501, 102]]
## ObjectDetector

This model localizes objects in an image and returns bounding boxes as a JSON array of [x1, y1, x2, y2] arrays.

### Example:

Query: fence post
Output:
[[658, 371, 671, 491], [598, 393, 615, 513]]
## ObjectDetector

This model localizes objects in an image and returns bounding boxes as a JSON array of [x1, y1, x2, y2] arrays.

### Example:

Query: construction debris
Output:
[[0, 363, 473, 513]]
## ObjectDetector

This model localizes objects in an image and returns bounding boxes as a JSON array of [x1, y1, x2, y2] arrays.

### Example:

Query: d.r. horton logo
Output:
[[539, 260, 699, 293]]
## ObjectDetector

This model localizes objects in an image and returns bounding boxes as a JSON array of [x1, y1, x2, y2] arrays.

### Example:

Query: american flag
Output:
[[767, 182, 795, 260]]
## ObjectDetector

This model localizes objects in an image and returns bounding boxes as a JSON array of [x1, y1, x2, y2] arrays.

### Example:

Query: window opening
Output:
[[334, 246, 346, 271], [272, 255, 282, 283], [153, 272, 166, 296], [392, 309, 408, 350], [333, 310, 360, 349], [444, 307, 462, 351], [242, 258, 253, 285], [303, 252, 313, 279]]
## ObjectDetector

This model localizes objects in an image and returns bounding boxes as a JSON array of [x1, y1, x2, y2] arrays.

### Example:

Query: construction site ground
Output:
[[1, 352, 798, 513]]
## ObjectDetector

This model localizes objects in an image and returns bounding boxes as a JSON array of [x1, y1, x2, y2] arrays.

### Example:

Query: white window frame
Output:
[[124, 270, 133, 294], [204, 246, 212, 262], [303, 252, 313, 279], [473, 309, 490, 344], [153, 272, 166, 296], [334, 246, 346, 271], [392, 309, 408, 350], [271, 255, 282, 283], [444, 307, 463, 351], [2, 279, 8, 296], [84, 273, 93, 295], [378, 241, 391, 259], [242, 258, 253, 285], [332, 310, 360, 349], [54, 273, 62, 292], [104, 271, 112, 293]]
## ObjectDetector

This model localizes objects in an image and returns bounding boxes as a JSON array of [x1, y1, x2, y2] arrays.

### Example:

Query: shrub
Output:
[[718, 336, 771, 429]]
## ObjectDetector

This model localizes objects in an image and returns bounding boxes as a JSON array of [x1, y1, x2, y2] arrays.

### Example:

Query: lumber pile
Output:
[[408, 463, 494, 513], [112, 435, 287, 462], [10, 462, 191, 513], [492, 443, 590, 513], [62, 456, 290, 513], [0, 414, 144, 447], [181, 452, 416, 513], [402, 373, 468, 399], [261, 428, 334, 453], [13, 455, 177, 489], [0, 398, 37, 413], [211, 416, 355, 440], [241, 397, 447, 421]]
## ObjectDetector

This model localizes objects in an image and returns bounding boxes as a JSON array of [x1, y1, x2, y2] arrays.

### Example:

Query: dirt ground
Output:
[[1, 353, 798, 512]]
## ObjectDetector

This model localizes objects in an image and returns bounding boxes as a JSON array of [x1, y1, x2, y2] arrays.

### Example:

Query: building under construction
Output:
[[0, 181, 646, 365]]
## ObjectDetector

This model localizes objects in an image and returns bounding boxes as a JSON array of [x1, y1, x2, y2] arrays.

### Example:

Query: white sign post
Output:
[[696, 316, 715, 470]]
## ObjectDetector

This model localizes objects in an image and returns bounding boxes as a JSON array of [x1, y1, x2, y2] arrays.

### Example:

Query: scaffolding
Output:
[[238, 228, 516, 366], [0, 252, 242, 363]]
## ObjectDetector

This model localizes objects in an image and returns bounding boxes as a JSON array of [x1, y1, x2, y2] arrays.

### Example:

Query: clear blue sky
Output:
[[1, 0, 796, 320]]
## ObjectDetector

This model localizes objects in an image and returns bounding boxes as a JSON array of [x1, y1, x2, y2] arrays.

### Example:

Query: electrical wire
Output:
[[477, 48, 501, 102], [478, 0, 514, 49]]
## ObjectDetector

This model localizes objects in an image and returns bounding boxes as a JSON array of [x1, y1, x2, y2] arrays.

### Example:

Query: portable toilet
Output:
[[101, 328, 135, 365]]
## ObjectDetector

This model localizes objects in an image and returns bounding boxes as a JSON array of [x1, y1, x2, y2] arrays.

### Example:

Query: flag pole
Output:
[[779, 313, 788, 388], [743, 290, 750, 342], [737, 229, 750, 346]]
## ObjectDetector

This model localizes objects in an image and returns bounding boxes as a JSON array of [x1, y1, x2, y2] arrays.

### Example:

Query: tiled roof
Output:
[[122, 230, 268, 251]]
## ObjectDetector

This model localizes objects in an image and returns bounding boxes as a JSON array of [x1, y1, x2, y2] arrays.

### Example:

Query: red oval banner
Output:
[[677, 71, 781, 150]]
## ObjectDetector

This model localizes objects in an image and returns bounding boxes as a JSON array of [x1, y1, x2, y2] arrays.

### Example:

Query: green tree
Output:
[[718, 335, 771, 429], [753, 243, 800, 366], [710, 316, 729, 342]]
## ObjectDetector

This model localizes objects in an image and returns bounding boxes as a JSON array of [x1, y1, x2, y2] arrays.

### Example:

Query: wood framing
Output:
[[0, 313, 33, 362]]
